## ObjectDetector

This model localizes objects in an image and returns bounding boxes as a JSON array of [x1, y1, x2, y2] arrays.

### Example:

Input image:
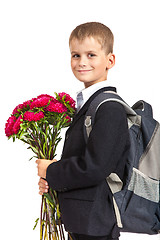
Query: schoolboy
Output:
[[36, 22, 130, 240]]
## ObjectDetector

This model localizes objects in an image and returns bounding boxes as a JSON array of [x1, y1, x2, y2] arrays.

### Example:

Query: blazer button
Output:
[[66, 134, 69, 140]]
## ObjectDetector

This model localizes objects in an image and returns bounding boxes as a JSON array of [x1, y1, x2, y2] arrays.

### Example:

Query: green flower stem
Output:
[[27, 128, 41, 158], [45, 124, 49, 159], [46, 205, 51, 240], [47, 202, 58, 240], [32, 123, 44, 155], [40, 192, 65, 240], [47, 206, 51, 240], [40, 196, 45, 239], [44, 198, 48, 240]]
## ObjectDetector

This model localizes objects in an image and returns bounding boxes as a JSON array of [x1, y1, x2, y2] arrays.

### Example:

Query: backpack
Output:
[[84, 91, 160, 235]]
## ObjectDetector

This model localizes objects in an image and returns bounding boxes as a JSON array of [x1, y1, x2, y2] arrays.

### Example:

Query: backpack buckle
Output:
[[85, 116, 92, 138], [85, 116, 92, 127]]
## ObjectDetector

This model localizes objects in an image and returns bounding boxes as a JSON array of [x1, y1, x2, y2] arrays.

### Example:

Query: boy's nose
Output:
[[78, 56, 87, 68]]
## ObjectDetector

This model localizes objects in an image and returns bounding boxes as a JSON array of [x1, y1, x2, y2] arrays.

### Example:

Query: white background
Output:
[[0, 0, 159, 239]]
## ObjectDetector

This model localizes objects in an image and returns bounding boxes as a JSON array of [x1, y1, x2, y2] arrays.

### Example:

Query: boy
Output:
[[36, 22, 130, 240]]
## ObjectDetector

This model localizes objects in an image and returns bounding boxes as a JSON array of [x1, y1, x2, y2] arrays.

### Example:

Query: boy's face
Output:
[[70, 37, 115, 88]]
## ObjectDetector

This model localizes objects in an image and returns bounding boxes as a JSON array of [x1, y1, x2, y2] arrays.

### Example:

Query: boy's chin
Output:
[[78, 79, 93, 87]]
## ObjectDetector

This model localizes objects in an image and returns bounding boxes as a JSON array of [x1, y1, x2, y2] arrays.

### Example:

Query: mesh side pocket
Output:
[[128, 168, 159, 203]]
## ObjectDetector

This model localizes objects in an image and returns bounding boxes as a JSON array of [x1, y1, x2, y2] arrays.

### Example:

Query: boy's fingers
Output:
[[35, 159, 39, 164], [39, 186, 48, 193], [39, 178, 48, 186], [37, 177, 49, 195], [38, 183, 49, 189], [38, 178, 49, 195]]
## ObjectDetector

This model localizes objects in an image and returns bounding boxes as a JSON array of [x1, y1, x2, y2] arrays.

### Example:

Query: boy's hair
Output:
[[69, 22, 114, 54]]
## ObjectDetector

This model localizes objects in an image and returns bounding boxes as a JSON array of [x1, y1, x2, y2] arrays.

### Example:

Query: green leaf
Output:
[[12, 135, 16, 142], [54, 92, 59, 101], [48, 140, 53, 159], [56, 204, 61, 219], [39, 150, 46, 159], [43, 142, 46, 156], [33, 218, 39, 230], [29, 156, 36, 161], [43, 193, 56, 208], [29, 145, 39, 154]]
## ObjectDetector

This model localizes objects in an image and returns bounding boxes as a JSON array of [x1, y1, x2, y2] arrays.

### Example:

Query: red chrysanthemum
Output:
[[46, 102, 67, 113], [24, 111, 44, 122], [5, 115, 17, 137], [58, 92, 76, 109], [13, 115, 23, 134], [37, 94, 54, 99], [65, 115, 71, 123], [12, 100, 31, 115], [30, 96, 55, 110]]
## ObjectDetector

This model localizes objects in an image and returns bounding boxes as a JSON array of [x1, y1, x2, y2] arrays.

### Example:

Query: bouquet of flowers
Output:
[[5, 92, 76, 240]]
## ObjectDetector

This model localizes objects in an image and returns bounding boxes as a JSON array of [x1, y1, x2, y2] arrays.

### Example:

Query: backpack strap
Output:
[[84, 91, 140, 140]]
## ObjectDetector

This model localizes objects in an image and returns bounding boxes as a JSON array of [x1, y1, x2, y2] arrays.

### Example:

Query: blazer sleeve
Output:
[[46, 101, 129, 192]]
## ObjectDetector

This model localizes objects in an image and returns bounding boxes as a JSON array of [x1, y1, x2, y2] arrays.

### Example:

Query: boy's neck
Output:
[[84, 79, 108, 89]]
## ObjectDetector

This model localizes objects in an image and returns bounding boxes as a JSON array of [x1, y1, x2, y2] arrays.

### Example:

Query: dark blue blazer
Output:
[[46, 87, 130, 237]]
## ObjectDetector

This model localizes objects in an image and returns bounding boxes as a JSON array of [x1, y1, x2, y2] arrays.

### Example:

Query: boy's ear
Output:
[[106, 53, 115, 70]]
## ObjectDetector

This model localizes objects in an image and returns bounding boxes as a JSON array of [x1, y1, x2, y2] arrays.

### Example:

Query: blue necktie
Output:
[[77, 92, 83, 112]]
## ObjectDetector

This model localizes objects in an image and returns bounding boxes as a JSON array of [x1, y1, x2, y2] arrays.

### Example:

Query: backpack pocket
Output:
[[120, 168, 160, 234]]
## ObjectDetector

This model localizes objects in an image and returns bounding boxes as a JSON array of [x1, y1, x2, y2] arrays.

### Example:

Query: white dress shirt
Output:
[[76, 80, 112, 111]]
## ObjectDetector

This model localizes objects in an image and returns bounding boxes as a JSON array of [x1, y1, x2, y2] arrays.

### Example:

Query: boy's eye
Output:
[[72, 54, 80, 58], [88, 53, 96, 57]]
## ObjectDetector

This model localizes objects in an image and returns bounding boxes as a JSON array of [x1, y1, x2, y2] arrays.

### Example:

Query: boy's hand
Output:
[[36, 159, 57, 179], [38, 178, 49, 195]]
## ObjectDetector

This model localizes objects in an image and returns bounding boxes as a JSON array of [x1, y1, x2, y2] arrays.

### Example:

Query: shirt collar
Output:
[[76, 80, 111, 110]]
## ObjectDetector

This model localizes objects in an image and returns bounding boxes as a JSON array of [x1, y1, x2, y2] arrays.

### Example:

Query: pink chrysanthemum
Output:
[[24, 111, 44, 122], [13, 115, 23, 134], [37, 94, 54, 99], [30, 96, 55, 110], [5, 115, 17, 137], [58, 92, 76, 109], [12, 100, 31, 115], [46, 102, 67, 113], [65, 115, 71, 123]]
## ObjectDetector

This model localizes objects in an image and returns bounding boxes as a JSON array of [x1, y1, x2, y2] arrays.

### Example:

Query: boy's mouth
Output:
[[77, 69, 92, 73]]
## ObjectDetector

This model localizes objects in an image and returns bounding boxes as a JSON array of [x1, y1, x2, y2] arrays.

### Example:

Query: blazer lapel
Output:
[[69, 86, 117, 130]]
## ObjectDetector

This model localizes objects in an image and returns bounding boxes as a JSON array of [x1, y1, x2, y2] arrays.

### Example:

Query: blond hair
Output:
[[69, 22, 114, 54]]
